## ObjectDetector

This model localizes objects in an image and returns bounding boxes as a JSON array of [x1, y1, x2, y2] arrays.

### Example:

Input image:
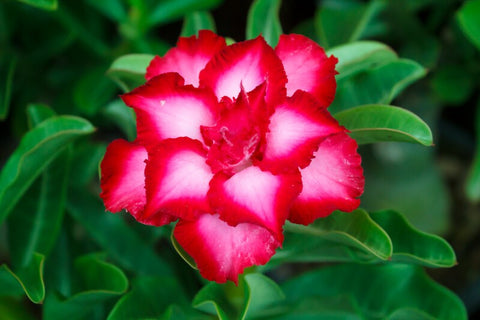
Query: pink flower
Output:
[[100, 30, 364, 283]]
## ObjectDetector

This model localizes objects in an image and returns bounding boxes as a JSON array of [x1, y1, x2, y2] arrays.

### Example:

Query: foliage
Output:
[[1, 0, 478, 318]]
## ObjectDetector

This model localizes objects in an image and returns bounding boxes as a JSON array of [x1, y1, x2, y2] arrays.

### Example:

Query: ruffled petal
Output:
[[146, 30, 227, 86], [174, 213, 280, 284], [289, 132, 364, 225], [200, 36, 287, 106], [209, 166, 302, 241], [275, 34, 338, 106], [121, 73, 219, 148], [100, 139, 147, 220], [260, 91, 345, 173], [143, 138, 213, 225]]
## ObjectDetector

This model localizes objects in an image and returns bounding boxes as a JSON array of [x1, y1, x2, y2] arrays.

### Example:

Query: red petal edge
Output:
[[289, 132, 364, 225], [209, 165, 302, 241], [146, 30, 227, 86], [142, 137, 213, 225], [259, 91, 345, 174], [174, 213, 280, 284], [200, 36, 287, 106], [275, 34, 338, 107], [121, 73, 220, 148], [100, 139, 148, 221]]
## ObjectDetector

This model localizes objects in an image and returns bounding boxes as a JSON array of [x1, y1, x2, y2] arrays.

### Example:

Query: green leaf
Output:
[[66, 189, 174, 277], [431, 65, 475, 105], [334, 104, 433, 146], [268, 209, 455, 268], [280, 264, 467, 320], [69, 141, 107, 187], [102, 99, 137, 141], [370, 210, 457, 267], [43, 254, 128, 320], [281, 209, 393, 262], [246, 0, 282, 47], [327, 41, 397, 80], [181, 11, 216, 37], [330, 59, 426, 113], [315, 0, 386, 49], [26, 104, 56, 128], [7, 148, 70, 268], [193, 282, 234, 320], [147, 0, 222, 28], [171, 230, 198, 270], [241, 274, 285, 320], [107, 54, 154, 92], [0, 116, 95, 224], [16, 0, 57, 10], [86, 0, 127, 23], [0, 57, 16, 120], [457, 0, 480, 50], [107, 277, 190, 320], [0, 253, 45, 303], [74, 67, 118, 116], [0, 297, 36, 320]]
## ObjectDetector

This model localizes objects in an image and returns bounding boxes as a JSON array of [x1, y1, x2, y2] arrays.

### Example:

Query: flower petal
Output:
[[260, 91, 345, 173], [174, 213, 280, 284], [143, 138, 213, 225], [289, 132, 364, 225], [275, 34, 338, 106], [100, 139, 147, 220], [121, 73, 219, 148], [209, 166, 302, 241], [200, 36, 287, 105], [146, 30, 227, 86]]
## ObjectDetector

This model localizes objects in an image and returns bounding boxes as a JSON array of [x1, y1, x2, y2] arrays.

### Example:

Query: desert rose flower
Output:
[[100, 30, 364, 283]]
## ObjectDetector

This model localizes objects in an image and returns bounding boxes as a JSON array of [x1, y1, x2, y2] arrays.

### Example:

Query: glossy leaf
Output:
[[330, 59, 426, 113], [16, 0, 57, 10], [0, 116, 95, 224], [66, 189, 174, 276], [26, 104, 56, 128], [193, 282, 234, 320], [315, 0, 386, 49], [279, 264, 467, 320], [457, 0, 480, 51], [282, 209, 393, 261], [7, 148, 70, 268], [327, 41, 397, 80], [43, 253, 128, 320], [0, 57, 16, 120], [268, 209, 455, 268], [241, 273, 285, 320], [102, 99, 136, 141], [107, 277, 190, 320], [0, 253, 45, 304], [147, 0, 222, 27], [246, 0, 282, 47], [334, 104, 433, 146], [107, 54, 154, 92], [370, 210, 456, 267], [181, 11, 216, 37]]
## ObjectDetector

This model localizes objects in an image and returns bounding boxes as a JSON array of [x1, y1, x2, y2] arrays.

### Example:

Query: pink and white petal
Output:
[[174, 213, 280, 284], [275, 34, 338, 107], [260, 91, 345, 173], [143, 138, 213, 224], [121, 73, 220, 148], [146, 30, 227, 86], [209, 166, 302, 241], [289, 132, 364, 225], [200, 36, 287, 106], [100, 139, 149, 221]]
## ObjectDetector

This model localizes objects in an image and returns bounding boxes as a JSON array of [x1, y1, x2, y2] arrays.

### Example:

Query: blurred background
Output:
[[1, 0, 479, 317]]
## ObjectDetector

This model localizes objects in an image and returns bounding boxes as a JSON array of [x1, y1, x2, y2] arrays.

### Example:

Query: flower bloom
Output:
[[100, 30, 364, 283]]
